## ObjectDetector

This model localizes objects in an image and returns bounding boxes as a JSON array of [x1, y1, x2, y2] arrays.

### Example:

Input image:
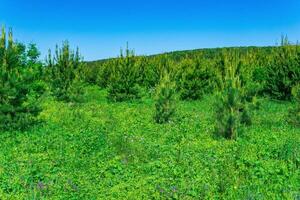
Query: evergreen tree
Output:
[[107, 46, 141, 102], [0, 27, 41, 131], [46, 41, 85, 102], [154, 71, 176, 124], [96, 59, 117, 88], [176, 56, 216, 100], [265, 37, 300, 100], [214, 51, 254, 139]]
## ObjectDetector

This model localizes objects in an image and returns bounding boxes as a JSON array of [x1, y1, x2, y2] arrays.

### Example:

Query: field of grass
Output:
[[0, 86, 299, 199]]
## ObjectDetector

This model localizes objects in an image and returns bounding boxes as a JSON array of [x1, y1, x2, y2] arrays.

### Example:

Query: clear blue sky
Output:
[[1, 0, 300, 61]]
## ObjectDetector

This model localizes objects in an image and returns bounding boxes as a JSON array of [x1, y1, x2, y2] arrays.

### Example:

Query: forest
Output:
[[0, 27, 299, 199]]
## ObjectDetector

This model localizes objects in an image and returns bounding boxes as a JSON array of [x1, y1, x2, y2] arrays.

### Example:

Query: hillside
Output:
[[1, 27, 299, 199], [87, 46, 276, 65]]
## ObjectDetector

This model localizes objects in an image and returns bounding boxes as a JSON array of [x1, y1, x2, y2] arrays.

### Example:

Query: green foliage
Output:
[[135, 56, 170, 89], [264, 38, 300, 100], [95, 60, 114, 88], [176, 56, 217, 100], [0, 27, 42, 131], [1, 25, 300, 199], [107, 47, 141, 102], [215, 84, 242, 139], [85, 44, 300, 102], [289, 84, 300, 126], [0, 88, 298, 199], [154, 72, 176, 123], [46, 41, 85, 102], [214, 52, 255, 139], [292, 84, 300, 102]]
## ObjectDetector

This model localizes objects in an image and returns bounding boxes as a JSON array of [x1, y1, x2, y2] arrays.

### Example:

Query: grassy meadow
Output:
[[0, 86, 299, 199]]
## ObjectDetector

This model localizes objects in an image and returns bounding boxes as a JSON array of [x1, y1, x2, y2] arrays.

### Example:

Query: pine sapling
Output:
[[214, 52, 254, 139], [107, 46, 141, 102], [154, 72, 176, 124]]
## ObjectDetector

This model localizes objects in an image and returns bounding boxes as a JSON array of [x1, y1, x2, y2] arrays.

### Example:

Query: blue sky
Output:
[[1, 0, 300, 61]]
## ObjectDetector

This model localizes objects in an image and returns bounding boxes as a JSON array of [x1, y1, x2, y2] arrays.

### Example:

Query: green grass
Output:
[[0, 86, 299, 199]]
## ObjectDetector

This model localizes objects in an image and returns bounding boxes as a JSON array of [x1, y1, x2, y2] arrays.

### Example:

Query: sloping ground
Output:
[[0, 86, 299, 199], [87, 45, 275, 64]]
